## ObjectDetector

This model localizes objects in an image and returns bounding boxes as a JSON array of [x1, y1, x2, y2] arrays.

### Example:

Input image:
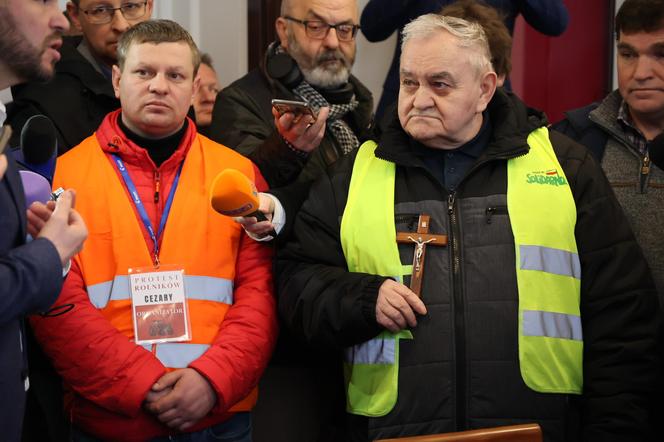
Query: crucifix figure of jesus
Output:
[[396, 215, 447, 297]]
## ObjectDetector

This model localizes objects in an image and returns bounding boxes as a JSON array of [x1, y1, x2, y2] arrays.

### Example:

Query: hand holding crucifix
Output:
[[375, 214, 445, 332], [396, 214, 447, 297]]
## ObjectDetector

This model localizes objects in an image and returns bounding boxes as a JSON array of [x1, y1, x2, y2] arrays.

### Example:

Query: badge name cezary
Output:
[[129, 269, 191, 345]]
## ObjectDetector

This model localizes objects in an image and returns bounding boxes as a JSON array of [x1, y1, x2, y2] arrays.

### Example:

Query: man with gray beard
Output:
[[208, 0, 373, 188], [208, 2, 372, 441]]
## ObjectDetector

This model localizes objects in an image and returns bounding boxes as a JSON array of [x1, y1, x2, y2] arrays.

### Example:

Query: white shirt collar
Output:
[[0, 101, 6, 127]]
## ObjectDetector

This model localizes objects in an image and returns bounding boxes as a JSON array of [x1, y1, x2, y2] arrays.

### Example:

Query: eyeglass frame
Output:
[[78, 1, 149, 24], [283, 16, 360, 41]]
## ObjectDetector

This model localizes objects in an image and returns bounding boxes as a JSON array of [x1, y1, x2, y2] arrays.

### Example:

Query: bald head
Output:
[[275, 0, 359, 89], [281, 0, 358, 18]]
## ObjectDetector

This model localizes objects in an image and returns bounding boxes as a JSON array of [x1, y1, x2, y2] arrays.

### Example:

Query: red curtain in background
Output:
[[511, 0, 614, 124]]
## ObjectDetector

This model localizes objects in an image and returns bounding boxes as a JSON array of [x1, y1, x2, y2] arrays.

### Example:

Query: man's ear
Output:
[[477, 71, 497, 113], [145, 0, 155, 19], [66, 2, 83, 32], [192, 74, 201, 105], [275, 17, 289, 51], [112, 65, 122, 99]]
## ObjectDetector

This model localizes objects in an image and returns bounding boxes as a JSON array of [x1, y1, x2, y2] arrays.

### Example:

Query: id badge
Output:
[[129, 265, 191, 345]]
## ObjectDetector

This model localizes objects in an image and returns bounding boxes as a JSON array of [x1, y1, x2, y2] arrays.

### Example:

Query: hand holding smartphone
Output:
[[271, 99, 317, 123]]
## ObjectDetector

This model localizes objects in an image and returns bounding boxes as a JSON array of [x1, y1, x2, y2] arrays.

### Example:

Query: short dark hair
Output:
[[615, 0, 664, 39], [117, 19, 201, 75], [200, 53, 214, 70], [440, 0, 512, 78]]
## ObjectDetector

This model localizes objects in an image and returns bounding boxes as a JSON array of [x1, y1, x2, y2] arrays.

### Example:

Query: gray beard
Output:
[[287, 33, 353, 89], [300, 63, 351, 89]]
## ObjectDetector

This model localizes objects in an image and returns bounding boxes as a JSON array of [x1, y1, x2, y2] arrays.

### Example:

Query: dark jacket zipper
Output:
[[383, 143, 529, 431], [154, 170, 161, 204], [447, 191, 467, 430], [443, 149, 527, 431]]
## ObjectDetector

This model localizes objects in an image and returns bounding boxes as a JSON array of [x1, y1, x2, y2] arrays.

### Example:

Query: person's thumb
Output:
[[152, 370, 182, 391], [53, 189, 74, 216]]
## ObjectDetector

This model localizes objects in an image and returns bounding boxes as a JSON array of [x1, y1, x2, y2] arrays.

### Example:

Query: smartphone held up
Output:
[[271, 99, 318, 123]]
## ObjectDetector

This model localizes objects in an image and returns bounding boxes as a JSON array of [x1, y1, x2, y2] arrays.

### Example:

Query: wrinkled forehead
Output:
[[125, 41, 194, 70], [289, 0, 358, 22]]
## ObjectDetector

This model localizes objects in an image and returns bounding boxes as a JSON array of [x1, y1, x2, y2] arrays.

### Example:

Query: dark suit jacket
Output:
[[0, 151, 63, 441]]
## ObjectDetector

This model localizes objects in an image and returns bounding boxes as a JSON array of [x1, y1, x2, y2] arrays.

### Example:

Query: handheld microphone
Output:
[[210, 169, 277, 237], [15, 114, 58, 183], [649, 132, 664, 170], [210, 169, 269, 220]]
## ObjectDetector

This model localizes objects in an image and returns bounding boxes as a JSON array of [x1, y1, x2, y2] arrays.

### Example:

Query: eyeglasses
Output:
[[283, 16, 360, 42], [79, 2, 148, 25]]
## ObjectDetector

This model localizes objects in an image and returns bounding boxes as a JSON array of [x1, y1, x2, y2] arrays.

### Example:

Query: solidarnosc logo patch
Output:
[[526, 169, 568, 186]]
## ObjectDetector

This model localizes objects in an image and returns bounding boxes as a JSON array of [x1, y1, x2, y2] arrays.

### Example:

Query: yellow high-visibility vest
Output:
[[340, 128, 582, 417]]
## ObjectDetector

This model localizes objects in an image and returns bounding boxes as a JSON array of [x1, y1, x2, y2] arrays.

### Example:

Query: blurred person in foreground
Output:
[[0, 0, 87, 440]]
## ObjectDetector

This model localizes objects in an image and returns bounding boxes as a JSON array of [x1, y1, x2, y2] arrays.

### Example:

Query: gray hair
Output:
[[281, 0, 292, 16], [401, 14, 493, 76]]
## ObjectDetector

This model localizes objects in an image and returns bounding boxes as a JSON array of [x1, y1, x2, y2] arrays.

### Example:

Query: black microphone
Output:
[[649, 132, 664, 170], [15, 114, 58, 183]]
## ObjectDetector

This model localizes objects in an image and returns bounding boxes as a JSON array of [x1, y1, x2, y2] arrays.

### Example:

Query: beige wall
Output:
[[157, 0, 396, 110], [3, 0, 397, 110]]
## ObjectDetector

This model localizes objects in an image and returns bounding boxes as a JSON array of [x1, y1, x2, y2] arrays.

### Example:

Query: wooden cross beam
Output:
[[396, 214, 447, 297]]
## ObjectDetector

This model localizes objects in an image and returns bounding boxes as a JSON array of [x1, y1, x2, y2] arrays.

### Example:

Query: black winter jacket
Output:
[[276, 90, 659, 441], [207, 55, 374, 188], [7, 37, 119, 154]]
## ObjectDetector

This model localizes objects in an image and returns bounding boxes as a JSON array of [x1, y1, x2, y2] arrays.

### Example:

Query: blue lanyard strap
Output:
[[112, 154, 183, 264]]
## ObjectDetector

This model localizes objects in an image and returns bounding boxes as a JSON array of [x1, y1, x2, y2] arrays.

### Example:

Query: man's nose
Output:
[[203, 87, 218, 102], [633, 55, 655, 81], [322, 27, 340, 49], [49, 2, 70, 34], [412, 86, 433, 109], [110, 9, 131, 33], [149, 73, 169, 93]]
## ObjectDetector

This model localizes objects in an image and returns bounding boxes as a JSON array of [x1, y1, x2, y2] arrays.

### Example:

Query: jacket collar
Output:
[[375, 88, 542, 167], [95, 109, 197, 171], [56, 36, 115, 98], [588, 90, 636, 148]]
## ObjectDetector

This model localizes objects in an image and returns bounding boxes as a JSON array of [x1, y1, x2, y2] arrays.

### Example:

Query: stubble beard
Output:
[[0, 8, 56, 83]]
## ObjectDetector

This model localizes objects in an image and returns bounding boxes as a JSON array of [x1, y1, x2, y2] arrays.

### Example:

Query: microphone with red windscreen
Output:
[[210, 169, 276, 236]]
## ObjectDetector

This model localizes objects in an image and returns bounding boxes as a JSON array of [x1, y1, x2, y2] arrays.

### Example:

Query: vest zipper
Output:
[[639, 153, 650, 194], [154, 170, 161, 204], [448, 191, 467, 430]]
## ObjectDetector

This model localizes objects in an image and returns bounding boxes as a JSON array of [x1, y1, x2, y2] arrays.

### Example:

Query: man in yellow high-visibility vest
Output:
[[276, 13, 660, 442]]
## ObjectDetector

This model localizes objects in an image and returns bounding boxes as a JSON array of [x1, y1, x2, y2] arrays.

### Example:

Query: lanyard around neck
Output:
[[112, 154, 183, 266]]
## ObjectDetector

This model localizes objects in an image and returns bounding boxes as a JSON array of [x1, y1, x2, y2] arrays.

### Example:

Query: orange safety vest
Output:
[[54, 133, 258, 410]]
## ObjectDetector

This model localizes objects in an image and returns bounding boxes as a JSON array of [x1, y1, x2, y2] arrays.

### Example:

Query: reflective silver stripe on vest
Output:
[[141, 343, 210, 368], [520, 245, 581, 279], [523, 310, 582, 341], [344, 337, 395, 365], [87, 275, 234, 308], [88, 276, 129, 308]]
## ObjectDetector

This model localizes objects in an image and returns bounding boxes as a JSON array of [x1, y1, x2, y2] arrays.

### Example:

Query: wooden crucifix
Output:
[[396, 215, 447, 297]]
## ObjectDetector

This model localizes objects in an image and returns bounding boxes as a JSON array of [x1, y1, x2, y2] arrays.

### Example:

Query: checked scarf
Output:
[[293, 81, 359, 155]]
